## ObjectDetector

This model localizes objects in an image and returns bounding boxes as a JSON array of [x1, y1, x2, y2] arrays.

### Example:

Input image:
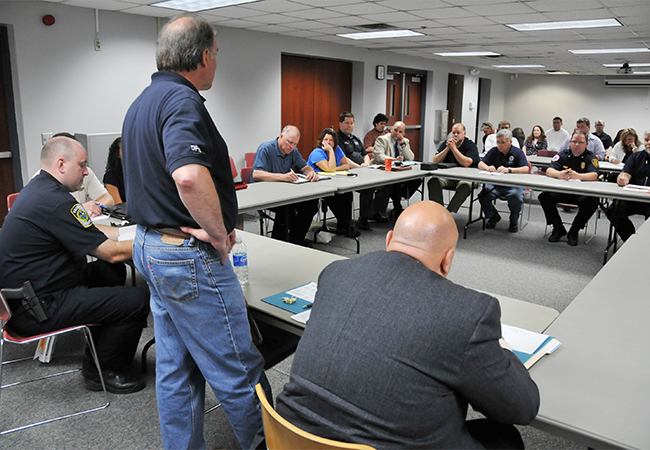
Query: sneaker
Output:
[[548, 226, 567, 242], [508, 222, 519, 233], [567, 229, 579, 246], [485, 212, 501, 229]]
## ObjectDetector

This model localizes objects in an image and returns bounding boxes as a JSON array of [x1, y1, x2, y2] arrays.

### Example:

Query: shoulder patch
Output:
[[592, 158, 599, 168], [71, 204, 93, 228], [551, 154, 560, 161]]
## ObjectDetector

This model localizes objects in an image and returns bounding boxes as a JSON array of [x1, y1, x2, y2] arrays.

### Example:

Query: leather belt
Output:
[[153, 228, 192, 239]]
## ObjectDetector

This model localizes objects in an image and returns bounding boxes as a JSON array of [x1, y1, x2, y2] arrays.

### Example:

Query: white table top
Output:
[[324, 165, 430, 193], [530, 219, 650, 449], [237, 180, 338, 214], [429, 167, 650, 203], [239, 231, 558, 336], [528, 155, 624, 173]]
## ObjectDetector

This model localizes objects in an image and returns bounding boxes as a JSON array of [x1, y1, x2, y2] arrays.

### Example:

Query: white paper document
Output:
[[479, 171, 503, 175], [501, 324, 549, 353], [286, 281, 318, 302], [291, 310, 311, 324], [118, 225, 137, 242]]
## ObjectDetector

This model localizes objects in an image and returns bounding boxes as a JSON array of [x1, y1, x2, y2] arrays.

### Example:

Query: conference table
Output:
[[239, 230, 558, 337], [529, 218, 650, 449], [236, 179, 338, 215], [528, 155, 624, 173]]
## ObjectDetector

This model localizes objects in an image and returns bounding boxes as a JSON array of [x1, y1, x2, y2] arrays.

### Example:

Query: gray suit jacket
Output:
[[372, 133, 414, 164], [277, 251, 539, 449]]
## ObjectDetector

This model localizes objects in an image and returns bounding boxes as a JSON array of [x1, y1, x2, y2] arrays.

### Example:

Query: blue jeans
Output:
[[134, 226, 268, 449], [480, 185, 524, 224]]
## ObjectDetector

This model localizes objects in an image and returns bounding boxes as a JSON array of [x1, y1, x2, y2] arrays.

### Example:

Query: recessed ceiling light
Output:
[[492, 64, 545, 68], [569, 48, 650, 55], [152, 0, 259, 12], [434, 51, 501, 57], [507, 18, 621, 32], [337, 30, 423, 40], [602, 63, 650, 68]]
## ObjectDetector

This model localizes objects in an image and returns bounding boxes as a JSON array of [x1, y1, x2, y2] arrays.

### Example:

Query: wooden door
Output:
[[0, 26, 20, 226], [281, 55, 351, 160], [446, 73, 464, 134], [385, 69, 425, 160]]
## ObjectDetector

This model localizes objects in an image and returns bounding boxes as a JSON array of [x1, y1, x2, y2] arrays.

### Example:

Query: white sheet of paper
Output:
[[501, 324, 549, 354], [479, 171, 503, 175], [118, 225, 137, 242], [291, 310, 311, 324], [286, 281, 318, 302]]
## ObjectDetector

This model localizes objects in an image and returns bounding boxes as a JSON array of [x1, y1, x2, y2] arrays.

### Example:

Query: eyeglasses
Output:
[[570, 141, 586, 145]]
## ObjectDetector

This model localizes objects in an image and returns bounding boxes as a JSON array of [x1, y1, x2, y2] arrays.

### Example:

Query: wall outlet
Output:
[[94, 38, 101, 51], [41, 132, 53, 145]]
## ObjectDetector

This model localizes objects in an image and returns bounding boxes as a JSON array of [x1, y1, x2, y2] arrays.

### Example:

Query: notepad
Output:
[[502, 324, 561, 369], [291, 173, 331, 183], [623, 184, 650, 193], [260, 282, 317, 314]]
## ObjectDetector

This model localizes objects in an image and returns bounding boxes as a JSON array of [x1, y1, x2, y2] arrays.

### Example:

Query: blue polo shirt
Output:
[[251, 138, 307, 183], [622, 149, 650, 186], [481, 145, 528, 169], [307, 146, 345, 172], [122, 71, 238, 231]]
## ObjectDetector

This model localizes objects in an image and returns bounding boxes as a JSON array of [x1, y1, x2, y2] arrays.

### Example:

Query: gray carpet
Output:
[[1, 191, 639, 449]]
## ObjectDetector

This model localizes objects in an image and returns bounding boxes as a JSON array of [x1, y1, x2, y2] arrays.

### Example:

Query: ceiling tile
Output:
[[282, 8, 345, 20], [376, 0, 449, 10], [414, 7, 475, 20], [240, 0, 312, 13], [246, 13, 302, 24], [326, 3, 394, 15]]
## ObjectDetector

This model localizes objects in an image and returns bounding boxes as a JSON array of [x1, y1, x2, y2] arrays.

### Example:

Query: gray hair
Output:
[[496, 129, 512, 142], [281, 125, 300, 138], [156, 13, 215, 72]]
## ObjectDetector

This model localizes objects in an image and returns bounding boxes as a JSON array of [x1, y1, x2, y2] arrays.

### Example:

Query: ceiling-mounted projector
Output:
[[616, 63, 634, 74]]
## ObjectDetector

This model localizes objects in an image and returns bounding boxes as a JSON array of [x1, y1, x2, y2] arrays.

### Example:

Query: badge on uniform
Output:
[[552, 154, 560, 161], [509, 155, 514, 162], [592, 158, 599, 168], [71, 204, 93, 228], [581, 162, 585, 169]]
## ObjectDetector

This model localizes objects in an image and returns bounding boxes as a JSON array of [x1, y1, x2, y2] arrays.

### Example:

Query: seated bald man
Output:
[[276, 201, 540, 449]]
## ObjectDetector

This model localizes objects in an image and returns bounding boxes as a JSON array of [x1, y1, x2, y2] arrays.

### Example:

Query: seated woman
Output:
[[608, 128, 641, 164], [523, 125, 548, 156], [103, 137, 125, 204], [307, 128, 359, 237]]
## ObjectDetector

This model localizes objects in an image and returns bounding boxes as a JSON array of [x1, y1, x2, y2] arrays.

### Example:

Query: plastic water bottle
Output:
[[232, 236, 249, 285]]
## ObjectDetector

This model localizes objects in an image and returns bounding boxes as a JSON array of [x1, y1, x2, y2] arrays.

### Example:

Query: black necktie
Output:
[[394, 141, 399, 158]]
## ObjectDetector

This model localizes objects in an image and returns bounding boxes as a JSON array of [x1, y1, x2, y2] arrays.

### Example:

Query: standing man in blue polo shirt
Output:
[[121, 13, 269, 449], [252, 125, 320, 247]]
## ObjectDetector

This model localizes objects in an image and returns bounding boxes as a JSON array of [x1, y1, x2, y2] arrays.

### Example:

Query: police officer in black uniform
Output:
[[0, 137, 150, 393], [539, 130, 600, 246], [607, 130, 650, 241]]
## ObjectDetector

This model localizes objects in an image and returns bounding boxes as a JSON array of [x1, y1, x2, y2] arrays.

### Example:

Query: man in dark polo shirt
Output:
[[338, 111, 387, 228], [539, 130, 600, 246], [478, 129, 530, 232], [0, 136, 149, 394], [252, 125, 320, 247], [607, 129, 650, 241], [428, 123, 480, 213], [121, 13, 268, 449]]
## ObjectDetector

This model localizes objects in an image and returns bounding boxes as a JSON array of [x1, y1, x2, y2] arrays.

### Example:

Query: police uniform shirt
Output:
[[0, 171, 107, 297], [251, 138, 308, 182], [622, 149, 650, 186], [337, 130, 366, 166], [122, 70, 238, 232], [549, 148, 599, 174], [436, 138, 480, 167], [481, 145, 528, 169]]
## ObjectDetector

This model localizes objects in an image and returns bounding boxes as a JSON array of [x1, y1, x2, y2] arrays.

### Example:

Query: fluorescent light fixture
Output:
[[507, 18, 620, 32], [569, 48, 650, 55], [547, 71, 570, 75], [434, 51, 500, 57], [337, 30, 423, 40], [603, 63, 650, 68], [152, 0, 258, 12], [492, 64, 545, 68]]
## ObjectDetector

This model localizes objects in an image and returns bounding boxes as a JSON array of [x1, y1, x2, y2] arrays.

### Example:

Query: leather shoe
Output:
[[567, 229, 579, 246], [84, 368, 145, 394], [357, 218, 370, 230], [485, 212, 501, 229], [508, 222, 518, 233], [371, 213, 389, 223], [548, 225, 567, 242]]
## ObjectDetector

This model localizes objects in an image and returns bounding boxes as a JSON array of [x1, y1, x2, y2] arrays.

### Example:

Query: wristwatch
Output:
[[508, 167, 512, 173]]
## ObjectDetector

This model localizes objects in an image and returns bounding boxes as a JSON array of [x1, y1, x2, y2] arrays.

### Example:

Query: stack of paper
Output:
[[502, 324, 561, 369]]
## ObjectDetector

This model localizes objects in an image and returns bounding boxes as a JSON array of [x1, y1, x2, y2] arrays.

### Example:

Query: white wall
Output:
[[505, 74, 650, 140], [1, 1, 508, 182]]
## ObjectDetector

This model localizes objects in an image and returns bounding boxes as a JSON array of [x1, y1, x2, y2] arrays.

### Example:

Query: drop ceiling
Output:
[[41, 0, 650, 75]]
